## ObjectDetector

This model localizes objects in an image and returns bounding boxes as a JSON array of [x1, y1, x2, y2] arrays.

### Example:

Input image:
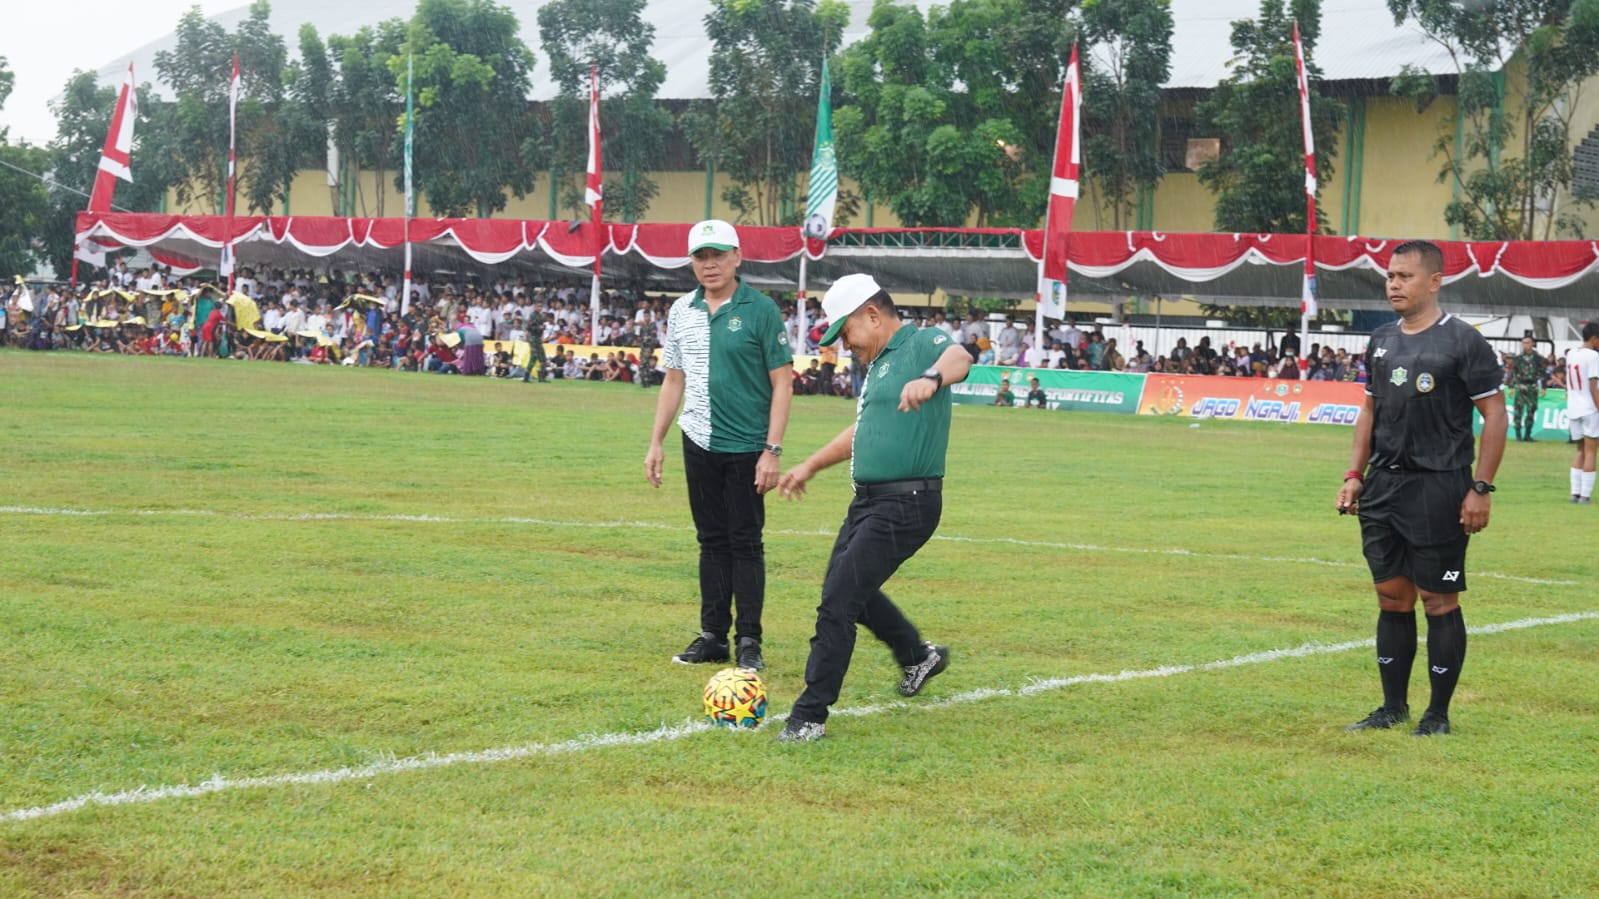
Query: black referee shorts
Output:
[[1358, 467, 1472, 594]]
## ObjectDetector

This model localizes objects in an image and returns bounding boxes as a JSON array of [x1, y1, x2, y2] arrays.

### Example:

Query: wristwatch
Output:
[[1471, 480, 1496, 495], [763, 443, 782, 457], [920, 367, 943, 388]]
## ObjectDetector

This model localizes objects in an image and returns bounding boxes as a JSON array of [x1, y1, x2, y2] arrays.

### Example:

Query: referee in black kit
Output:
[[773, 274, 973, 742], [1337, 240, 1507, 737]]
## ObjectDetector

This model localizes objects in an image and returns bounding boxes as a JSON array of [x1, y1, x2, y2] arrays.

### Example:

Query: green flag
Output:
[[802, 60, 836, 241]]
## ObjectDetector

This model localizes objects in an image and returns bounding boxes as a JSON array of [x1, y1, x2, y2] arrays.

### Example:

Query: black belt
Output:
[[853, 477, 942, 498]]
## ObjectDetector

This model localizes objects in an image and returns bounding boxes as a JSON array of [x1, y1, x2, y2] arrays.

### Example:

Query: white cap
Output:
[[819, 273, 884, 347], [687, 219, 739, 254]]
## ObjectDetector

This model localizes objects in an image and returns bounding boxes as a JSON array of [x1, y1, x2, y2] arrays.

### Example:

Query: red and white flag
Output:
[[584, 64, 604, 337], [1039, 43, 1081, 319], [1293, 22, 1318, 318], [87, 64, 138, 214], [220, 54, 241, 284], [585, 65, 603, 218]]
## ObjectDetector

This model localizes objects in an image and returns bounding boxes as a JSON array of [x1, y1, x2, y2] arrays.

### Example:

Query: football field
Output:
[[2, 351, 1595, 896]]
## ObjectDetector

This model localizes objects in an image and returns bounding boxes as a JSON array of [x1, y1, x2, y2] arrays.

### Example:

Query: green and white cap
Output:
[[688, 219, 739, 253], [819, 273, 883, 346]]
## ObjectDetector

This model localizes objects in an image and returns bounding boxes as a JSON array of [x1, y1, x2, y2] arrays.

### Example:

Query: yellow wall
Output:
[[1351, 95, 1458, 239]]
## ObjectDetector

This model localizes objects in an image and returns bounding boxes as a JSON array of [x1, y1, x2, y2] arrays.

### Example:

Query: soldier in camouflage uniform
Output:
[[1509, 336, 1545, 441], [522, 305, 549, 382], [637, 310, 657, 387]]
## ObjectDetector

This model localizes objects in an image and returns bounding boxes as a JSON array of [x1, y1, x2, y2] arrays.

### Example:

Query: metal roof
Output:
[[91, 0, 1462, 101]]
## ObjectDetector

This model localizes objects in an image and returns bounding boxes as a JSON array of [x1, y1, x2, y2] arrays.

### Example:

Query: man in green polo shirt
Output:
[[773, 273, 973, 742], [646, 219, 794, 671]]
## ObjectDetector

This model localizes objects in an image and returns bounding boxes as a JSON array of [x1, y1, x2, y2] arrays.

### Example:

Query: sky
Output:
[[1, 0, 241, 146]]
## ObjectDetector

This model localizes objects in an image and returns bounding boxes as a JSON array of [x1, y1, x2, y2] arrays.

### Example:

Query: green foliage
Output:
[[398, 0, 538, 217], [537, 0, 672, 221], [153, 1, 313, 215], [327, 21, 407, 216], [1388, 0, 1599, 239], [1077, 0, 1174, 229], [834, 0, 1076, 228], [0, 57, 48, 276], [1195, 0, 1341, 234], [683, 0, 848, 225]]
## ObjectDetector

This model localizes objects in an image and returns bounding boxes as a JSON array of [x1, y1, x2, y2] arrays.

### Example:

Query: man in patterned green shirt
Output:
[[646, 219, 793, 671], [773, 273, 973, 742], [1508, 336, 1545, 441]]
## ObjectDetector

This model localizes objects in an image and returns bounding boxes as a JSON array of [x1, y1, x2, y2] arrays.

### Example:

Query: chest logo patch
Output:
[[1390, 366, 1409, 387], [1417, 372, 1435, 393], [728, 315, 743, 333], [875, 360, 892, 381]]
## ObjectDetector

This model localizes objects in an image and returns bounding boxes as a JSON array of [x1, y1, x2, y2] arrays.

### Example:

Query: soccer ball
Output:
[[703, 667, 768, 729]]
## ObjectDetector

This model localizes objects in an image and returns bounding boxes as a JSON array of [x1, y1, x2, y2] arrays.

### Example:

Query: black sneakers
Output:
[[897, 642, 950, 697], [735, 636, 765, 671], [775, 719, 826, 742], [1345, 704, 1410, 731], [1412, 710, 1451, 736], [672, 632, 729, 665]]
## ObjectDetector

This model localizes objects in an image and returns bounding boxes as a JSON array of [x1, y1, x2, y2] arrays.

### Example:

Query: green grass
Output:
[[1, 350, 1595, 897]]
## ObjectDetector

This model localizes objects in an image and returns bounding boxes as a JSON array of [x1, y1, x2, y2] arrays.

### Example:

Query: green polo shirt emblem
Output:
[[728, 315, 743, 333]]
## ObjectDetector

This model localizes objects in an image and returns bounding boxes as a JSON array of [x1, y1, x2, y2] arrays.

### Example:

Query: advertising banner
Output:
[[950, 366, 1144, 414], [1137, 374, 1366, 425]]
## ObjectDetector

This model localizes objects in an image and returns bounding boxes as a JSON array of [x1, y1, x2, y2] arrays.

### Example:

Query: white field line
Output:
[[3, 610, 1596, 826], [0, 505, 1576, 587]]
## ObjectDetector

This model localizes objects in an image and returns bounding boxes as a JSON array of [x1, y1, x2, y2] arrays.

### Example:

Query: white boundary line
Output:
[[0, 505, 1576, 587], [3, 610, 1595, 826]]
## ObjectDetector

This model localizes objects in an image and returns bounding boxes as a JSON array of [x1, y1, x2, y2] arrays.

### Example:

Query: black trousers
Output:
[[790, 486, 941, 724], [681, 434, 766, 641]]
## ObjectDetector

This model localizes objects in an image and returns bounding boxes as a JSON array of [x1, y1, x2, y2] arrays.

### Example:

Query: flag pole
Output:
[[586, 64, 603, 344], [221, 54, 240, 292], [1293, 22, 1317, 362], [1038, 44, 1082, 368], [800, 57, 837, 353], [402, 53, 414, 316]]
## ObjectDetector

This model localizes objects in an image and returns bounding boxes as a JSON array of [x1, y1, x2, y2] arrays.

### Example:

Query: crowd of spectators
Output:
[[3, 262, 1430, 390]]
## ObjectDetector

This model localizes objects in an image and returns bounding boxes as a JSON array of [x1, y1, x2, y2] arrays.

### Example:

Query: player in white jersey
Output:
[[1565, 321, 1599, 503]]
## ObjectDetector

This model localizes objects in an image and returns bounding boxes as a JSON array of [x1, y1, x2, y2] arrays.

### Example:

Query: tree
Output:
[[833, 0, 1013, 227], [1077, 0, 1174, 229], [154, 1, 308, 215], [327, 21, 407, 216], [41, 71, 178, 278], [1194, 0, 1341, 234], [1389, 0, 1599, 240], [684, 0, 851, 226], [928, 0, 1077, 226], [537, 0, 672, 221], [399, 0, 538, 217], [0, 56, 52, 277]]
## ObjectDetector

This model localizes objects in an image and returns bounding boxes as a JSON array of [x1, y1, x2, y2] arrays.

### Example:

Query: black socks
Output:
[[1424, 607, 1467, 718], [1376, 609, 1418, 711]]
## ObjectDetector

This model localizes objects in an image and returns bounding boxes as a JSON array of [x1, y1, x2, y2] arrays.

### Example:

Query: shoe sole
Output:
[[672, 656, 729, 664]]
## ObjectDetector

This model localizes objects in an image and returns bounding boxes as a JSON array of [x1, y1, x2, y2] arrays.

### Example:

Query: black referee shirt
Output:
[[1364, 313, 1502, 472]]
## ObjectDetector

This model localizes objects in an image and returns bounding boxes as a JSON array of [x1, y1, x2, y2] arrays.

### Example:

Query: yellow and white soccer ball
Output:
[[703, 667, 768, 729]]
